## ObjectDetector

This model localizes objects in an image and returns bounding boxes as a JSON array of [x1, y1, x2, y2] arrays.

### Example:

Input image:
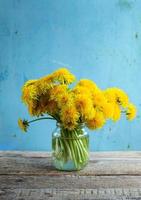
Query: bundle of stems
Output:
[[26, 117, 89, 169], [52, 125, 89, 170]]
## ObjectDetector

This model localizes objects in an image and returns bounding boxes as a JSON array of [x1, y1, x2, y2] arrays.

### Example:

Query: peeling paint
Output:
[[0, 23, 10, 36], [117, 0, 133, 10], [12, 134, 17, 138], [127, 144, 130, 149], [135, 33, 138, 39], [0, 69, 8, 82], [109, 127, 112, 132], [15, 30, 18, 35]]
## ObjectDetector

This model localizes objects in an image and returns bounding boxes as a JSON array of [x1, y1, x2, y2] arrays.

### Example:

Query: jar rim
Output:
[[56, 122, 85, 128]]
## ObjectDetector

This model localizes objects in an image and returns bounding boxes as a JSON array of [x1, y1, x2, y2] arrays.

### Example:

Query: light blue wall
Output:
[[0, 0, 141, 151]]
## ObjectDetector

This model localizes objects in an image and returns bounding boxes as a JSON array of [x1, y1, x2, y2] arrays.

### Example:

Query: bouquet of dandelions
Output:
[[18, 68, 136, 170]]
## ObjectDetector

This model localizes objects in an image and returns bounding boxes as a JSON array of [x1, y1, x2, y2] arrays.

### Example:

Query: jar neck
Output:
[[56, 122, 85, 130]]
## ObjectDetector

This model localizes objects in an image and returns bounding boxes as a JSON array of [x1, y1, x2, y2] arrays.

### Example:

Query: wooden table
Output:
[[0, 151, 141, 200]]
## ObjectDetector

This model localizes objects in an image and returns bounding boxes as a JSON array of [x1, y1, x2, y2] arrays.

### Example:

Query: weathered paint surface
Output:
[[0, 0, 141, 151]]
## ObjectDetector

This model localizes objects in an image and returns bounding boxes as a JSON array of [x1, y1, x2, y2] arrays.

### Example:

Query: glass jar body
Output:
[[52, 124, 89, 171]]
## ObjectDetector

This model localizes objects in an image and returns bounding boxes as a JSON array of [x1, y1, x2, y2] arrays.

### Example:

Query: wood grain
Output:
[[1, 188, 141, 200], [1, 175, 141, 189], [0, 151, 141, 176], [1, 151, 141, 200]]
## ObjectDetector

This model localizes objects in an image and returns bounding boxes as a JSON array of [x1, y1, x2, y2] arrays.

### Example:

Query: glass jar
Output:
[[52, 123, 89, 171]]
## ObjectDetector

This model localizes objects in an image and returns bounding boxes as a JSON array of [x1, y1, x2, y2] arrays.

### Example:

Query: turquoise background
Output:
[[0, 0, 141, 151]]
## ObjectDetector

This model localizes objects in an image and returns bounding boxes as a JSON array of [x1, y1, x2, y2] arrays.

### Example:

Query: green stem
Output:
[[28, 117, 55, 124], [73, 130, 88, 163], [53, 126, 89, 170], [121, 110, 126, 113], [67, 131, 78, 168]]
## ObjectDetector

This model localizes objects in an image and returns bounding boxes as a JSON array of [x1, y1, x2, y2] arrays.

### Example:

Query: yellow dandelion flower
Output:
[[77, 79, 98, 92], [104, 88, 129, 108], [74, 94, 96, 120], [36, 94, 50, 115], [22, 80, 37, 88], [41, 74, 54, 83], [49, 84, 68, 101], [22, 80, 39, 104], [72, 85, 92, 97], [115, 88, 129, 108], [126, 103, 137, 120], [19, 68, 137, 131], [86, 111, 105, 130], [92, 89, 107, 109], [18, 118, 29, 132], [51, 68, 75, 84], [39, 94, 49, 108], [57, 92, 74, 108], [33, 95, 58, 116], [103, 89, 116, 103], [102, 102, 114, 119], [28, 100, 41, 116], [60, 104, 79, 130], [22, 87, 30, 104], [112, 103, 121, 121], [46, 100, 58, 115], [38, 74, 54, 94], [22, 82, 42, 116]]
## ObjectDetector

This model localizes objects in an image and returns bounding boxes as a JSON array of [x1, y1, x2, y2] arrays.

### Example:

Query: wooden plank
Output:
[[1, 175, 141, 199], [0, 151, 141, 158], [0, 175, 141, 189], [0, 153, 141, 175], [1, 151, 141, 199], [1, 188, 141, 200]]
